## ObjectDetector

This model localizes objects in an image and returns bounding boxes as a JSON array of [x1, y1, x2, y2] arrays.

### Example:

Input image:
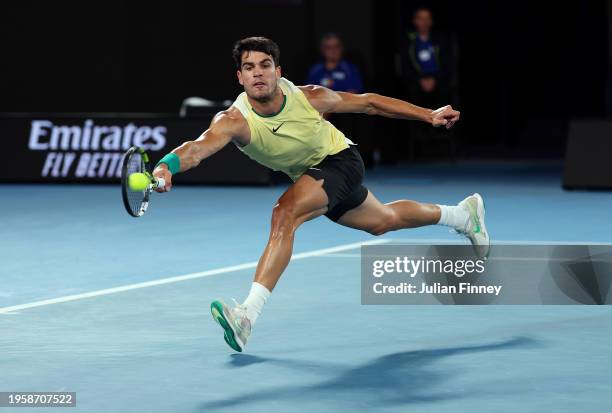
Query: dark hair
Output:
[[232, 37, 280, 69]]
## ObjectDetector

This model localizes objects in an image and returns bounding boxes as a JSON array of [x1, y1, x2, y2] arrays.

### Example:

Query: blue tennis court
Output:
[[2, 162, 611, 412]]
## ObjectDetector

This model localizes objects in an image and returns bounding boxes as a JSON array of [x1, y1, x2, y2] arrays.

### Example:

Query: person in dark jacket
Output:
[[401, 7, 455, 109], [399, 6, 458, 159]]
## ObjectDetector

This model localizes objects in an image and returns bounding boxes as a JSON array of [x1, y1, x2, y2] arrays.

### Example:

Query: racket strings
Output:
[[126, 153, 146, 215]]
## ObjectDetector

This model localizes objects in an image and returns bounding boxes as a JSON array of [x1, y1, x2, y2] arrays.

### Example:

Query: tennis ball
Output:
[[128, 173, 150, 192]]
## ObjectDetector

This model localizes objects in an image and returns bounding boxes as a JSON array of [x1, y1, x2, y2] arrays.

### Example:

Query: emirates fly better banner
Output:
[[0, 116, 270, 184], [29, 119, 165, 179]]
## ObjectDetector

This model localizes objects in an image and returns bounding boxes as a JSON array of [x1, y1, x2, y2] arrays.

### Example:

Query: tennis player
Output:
[[153, 37, 488, 352]]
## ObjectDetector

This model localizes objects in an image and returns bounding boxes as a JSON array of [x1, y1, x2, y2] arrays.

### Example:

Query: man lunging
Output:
[[153, 37, 488, 352]]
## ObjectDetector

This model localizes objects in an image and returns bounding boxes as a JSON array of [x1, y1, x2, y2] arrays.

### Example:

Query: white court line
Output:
[[486, 257, 612, 262], [321, 253, 362, 258], [389, 238, 612, 245], [0, 238, 391, 315]]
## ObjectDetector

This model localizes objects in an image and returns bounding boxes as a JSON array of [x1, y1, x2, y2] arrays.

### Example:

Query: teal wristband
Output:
[[156, 153, 181, 175]]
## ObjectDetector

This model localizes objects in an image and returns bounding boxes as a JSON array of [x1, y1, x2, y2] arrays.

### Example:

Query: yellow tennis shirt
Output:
[[232, 77, 352, 181]]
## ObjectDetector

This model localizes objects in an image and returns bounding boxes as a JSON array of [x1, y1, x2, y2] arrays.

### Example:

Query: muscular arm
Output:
[[152, 107, 249, 191], [299, 85, 460, 128]]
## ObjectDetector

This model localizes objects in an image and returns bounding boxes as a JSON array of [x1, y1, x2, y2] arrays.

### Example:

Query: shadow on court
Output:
[[199, 336, 538, 410]]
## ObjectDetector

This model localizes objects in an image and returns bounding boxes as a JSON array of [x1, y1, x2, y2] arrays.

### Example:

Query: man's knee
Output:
[[367, 209, 398, 236], [271, 199, 298, 237]]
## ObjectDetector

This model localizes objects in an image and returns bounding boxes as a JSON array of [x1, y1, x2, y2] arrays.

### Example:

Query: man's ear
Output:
[[237, 70, 244, 86], [275, 65, 282, 79]]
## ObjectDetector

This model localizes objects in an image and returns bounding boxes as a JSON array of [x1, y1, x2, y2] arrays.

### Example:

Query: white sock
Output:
[[436, 204, 469, 231], [242, 282, 271, 326]]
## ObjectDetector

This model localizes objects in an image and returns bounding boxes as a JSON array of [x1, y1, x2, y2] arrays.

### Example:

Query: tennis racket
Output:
[[121, 146, 166, 217]]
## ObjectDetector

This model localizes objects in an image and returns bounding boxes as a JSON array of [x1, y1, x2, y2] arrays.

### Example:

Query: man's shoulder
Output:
[[297, 84, 326, 98], [217, 105, 245, 119], [211, 106, 250, 145], [212, 106, 247, 130]]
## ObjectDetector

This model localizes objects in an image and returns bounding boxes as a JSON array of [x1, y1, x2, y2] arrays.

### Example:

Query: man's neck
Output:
[[248, 87, 285, 116]]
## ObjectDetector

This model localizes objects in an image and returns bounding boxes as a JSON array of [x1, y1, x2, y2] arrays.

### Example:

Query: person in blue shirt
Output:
[[398, 7, 458, 161], [307, 33, 363, 93], [401, 7, 456, 108]]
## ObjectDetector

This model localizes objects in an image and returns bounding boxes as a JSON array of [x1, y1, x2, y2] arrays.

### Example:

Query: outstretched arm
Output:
[[152, 107, 248, 192], [299, 85, 460, 128]]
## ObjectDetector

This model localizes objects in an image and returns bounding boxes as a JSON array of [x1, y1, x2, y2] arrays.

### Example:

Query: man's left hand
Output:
[[431, 105, 460, 129]]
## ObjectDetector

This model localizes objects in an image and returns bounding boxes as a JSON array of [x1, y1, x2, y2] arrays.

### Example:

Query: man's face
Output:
[[413, 9, 433, 34], [237, 51, 281, 103], [321, 37, 343, 62]]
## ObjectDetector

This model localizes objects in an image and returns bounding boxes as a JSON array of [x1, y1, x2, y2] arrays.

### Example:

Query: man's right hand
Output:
[[153, 164, 173, 192]]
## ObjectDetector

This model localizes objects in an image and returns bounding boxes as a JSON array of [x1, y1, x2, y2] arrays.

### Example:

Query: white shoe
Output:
[[210, 299, 252, 352], [457, 193, 490, 258]]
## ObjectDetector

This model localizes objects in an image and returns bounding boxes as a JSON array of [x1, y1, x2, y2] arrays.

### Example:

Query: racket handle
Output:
[[153, 177, 166, 190]]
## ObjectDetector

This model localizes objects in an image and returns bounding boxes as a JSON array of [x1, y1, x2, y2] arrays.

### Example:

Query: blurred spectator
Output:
[[399, 7, 458, 160], [307, 33, 363, 93], [307, 33, 373, 166], [401, 7, 456, 110]]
